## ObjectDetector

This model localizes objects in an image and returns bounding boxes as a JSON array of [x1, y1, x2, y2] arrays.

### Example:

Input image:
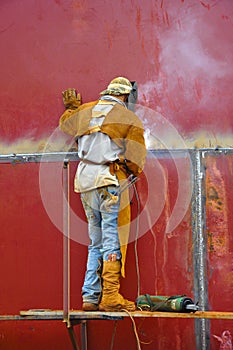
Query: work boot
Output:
[[82, 303, 99, 311], [99, 260, 136, 312]]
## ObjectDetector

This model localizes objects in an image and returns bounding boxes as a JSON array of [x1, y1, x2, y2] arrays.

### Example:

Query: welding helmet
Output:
[[100, 77, 132, 96]]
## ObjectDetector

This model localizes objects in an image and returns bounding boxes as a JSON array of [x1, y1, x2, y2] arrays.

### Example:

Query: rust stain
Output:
[[0, 134, 73, 154], [136, 7, 141, 40], [140, 36, 145, 52], [177, 76, 184, 91], [224, 270, 233, 287], [206, 158, 229, 256], [1, 131, 233, 155], [150, 6, 158, 26], [104, 21, 113, 49]]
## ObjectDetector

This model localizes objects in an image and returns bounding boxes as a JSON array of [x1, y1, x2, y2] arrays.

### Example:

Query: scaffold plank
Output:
[[15, 309, 233, 320], [1, 310, 233, 322]]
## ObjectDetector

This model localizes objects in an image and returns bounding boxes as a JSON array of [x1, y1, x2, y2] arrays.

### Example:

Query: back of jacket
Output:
[[59, 98, 146, 181]]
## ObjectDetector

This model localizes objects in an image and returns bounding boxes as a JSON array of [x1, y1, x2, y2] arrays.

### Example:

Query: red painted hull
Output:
[[0, 1, 232, 349]]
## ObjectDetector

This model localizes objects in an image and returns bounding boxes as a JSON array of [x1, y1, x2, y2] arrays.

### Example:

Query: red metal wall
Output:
[[205, 154, 233, 348], [0, 0, 232, 149], [0, 1, 232, 349]]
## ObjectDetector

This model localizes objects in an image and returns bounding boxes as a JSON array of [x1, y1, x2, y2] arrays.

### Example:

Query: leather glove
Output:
[[62, 88, 82, 109]]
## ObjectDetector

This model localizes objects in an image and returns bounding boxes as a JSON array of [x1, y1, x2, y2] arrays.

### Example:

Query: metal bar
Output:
[[80, 321, 87, 350], [0, 148, 232, 164], [191, 150, 210, 350], [63, 159, 70, 324], [67, 324, 80, 350], [0, 152, 79, 164]]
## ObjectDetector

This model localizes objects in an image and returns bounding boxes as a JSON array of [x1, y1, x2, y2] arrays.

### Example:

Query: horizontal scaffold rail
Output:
[[0, 148, 233, 164], [0, 310, 233, 321]]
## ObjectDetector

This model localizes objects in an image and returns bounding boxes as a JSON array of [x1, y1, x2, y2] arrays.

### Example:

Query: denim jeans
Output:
[[80, 186, 121, 304]]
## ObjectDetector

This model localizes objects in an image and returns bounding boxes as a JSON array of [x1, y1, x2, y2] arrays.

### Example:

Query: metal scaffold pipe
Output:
[[63, 159, 71, 325], [191, 150, 210, 350]]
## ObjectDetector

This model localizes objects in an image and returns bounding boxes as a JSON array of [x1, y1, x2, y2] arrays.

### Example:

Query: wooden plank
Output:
[[19, 310, 123, 321], [130, 311, 233, 320], [0, 310, 232, 321], [17, 309, 233, 320]]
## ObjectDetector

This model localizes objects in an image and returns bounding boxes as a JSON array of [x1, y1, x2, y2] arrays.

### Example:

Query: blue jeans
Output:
[[80, 186, 121, 304]]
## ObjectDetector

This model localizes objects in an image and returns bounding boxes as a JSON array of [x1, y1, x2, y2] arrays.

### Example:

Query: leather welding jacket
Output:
[[59, 99, 146, 179], [59, 98, 146, 276]]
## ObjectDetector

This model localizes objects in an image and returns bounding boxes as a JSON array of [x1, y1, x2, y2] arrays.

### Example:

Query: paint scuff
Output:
[[213, 330, 232, 349]]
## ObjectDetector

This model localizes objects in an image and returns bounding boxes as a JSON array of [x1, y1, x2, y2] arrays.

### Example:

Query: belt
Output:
[[81, 159, 120, 175]]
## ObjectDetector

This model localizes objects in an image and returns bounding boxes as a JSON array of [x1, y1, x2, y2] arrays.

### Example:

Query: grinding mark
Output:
[[163, 10, 170, 27], [213, 330, 232, 349], [200, 1, 211, 10], [194, 78, 203, 102], [200, 1, 219, 10], [0, 22, 14, 34], [177, 19, 182, 30], [222, 15, 230, 21], [166, 93, 178, 112]]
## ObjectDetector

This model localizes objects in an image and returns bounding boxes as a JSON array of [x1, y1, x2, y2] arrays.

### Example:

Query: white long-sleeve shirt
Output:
[[74, 96, 126, 193]]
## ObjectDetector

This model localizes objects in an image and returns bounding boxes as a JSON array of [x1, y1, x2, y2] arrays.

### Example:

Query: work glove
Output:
[[62, 88, 82, 109]]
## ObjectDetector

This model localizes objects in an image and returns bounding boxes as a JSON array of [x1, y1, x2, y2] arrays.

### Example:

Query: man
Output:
[[59, 77, 146, 311]]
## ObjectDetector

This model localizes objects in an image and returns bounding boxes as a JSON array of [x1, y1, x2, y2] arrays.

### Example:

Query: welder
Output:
[[59, 77, 146, 312]]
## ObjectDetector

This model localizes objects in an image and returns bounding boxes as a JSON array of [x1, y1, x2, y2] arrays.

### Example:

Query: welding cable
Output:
[[122, 309, 142, 350], [118, 174, 139, 195]]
